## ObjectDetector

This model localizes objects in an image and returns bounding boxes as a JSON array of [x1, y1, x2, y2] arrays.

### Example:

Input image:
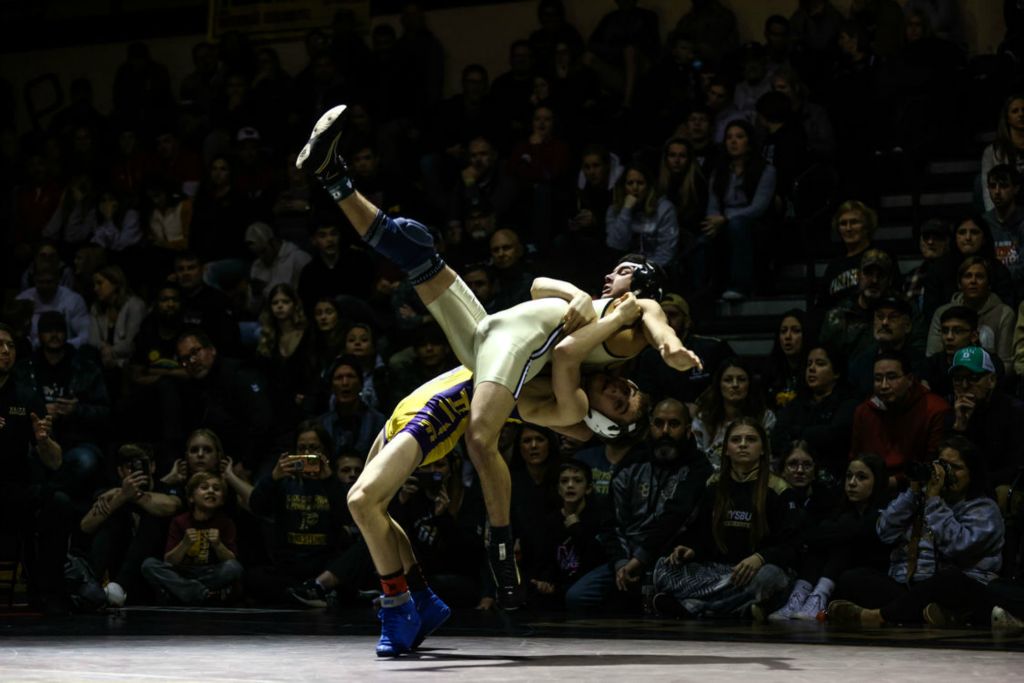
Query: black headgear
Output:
[[620, 259, 665, 302]]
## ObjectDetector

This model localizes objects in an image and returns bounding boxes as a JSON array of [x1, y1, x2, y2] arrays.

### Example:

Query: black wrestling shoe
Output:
[[487, 541, 526, 610], [295, 104, 353, 201]]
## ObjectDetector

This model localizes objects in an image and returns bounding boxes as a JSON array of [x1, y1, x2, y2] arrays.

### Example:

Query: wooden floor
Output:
[[1, 606, 1022, 681]]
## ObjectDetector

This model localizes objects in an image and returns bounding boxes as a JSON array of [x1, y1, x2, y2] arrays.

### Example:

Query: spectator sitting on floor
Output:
[[246, 421, 353, 607], [849, 349, 951, 490], [511, 425, 562, 593], [772, 344, 858, 479], [142, 471, 243, 605], [651, 417, 799, 619], [530, 459, 606, 609], [777, 440, 840, 524], [770, 452, 891, 621], [945, 346, 1024, 488], [692, 357, 776, 471], [926, 256, 1015, 370], [80, 443, 182, 606], [0, 322, 70, 613], [830, 436, 1004, 628], [567, 398, 711, 613]]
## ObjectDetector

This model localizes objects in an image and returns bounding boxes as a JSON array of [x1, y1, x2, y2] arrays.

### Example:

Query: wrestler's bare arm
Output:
[[517, 294, 641, 426], [529, 276, 597, 334], [637, 300, 703, 372]]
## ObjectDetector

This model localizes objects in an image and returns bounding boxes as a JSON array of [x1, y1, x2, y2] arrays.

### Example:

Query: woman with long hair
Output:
[[924, 217, 1015, 320], [829, 436, 1004, 627], [510, 424, 563, 588], [652, 417, 798, 618], [762, 309, 809, 411], [770, 451, 890, 620], [981, 94, 1024, 211], [606, 162, 679, 268], [257, 283, 316, 431], [308, 296, 346, 377], [699, 119, 776, 301], [88, 264, 146, 369], [772, 343, 858, 479], [657, 136, 708, 235], [692, 357, 776, 470]]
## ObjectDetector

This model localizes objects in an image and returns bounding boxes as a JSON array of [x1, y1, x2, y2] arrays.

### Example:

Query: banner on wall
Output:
[[209, 0, 371, 42]]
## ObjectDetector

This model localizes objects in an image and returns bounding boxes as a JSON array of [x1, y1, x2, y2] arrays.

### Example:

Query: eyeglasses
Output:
[[940, 325, 971, 335], [785, 461, 815, 471], [177, 346, 205, 365], [0, 341, 15, 351], [873, 372, 905, 384]]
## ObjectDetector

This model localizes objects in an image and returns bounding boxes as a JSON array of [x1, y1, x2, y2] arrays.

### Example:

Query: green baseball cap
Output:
[[948, 346, 995, 375]]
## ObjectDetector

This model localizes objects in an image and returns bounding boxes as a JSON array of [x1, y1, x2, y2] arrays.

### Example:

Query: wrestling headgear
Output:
[[619, 260, 665, 302], [583, 408, 641, 440]]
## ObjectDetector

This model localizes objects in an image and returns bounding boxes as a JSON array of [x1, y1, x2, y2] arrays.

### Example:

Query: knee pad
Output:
[[363, 212, 444, 284]]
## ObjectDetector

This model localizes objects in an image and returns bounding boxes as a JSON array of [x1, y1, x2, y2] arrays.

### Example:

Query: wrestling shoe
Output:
[[295, 104, 354, 202], [411, 588, 452, 649], [488, 541, 526, 610], [376, 592, 421, 657], [288, 579, 328, 608]]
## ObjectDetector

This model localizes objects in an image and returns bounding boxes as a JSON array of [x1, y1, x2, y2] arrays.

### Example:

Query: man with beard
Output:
[[846, 296, 926, 396], [565, 398, 711, 611], [820, 249, 899, 359], [130, 283, 188, 386]]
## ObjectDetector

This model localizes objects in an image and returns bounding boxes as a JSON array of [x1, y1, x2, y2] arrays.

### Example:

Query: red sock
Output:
[[380, 571, 408, 597]]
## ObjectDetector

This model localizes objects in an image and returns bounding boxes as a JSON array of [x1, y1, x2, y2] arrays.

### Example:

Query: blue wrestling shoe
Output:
[[296, 104, 354, 202], [376, 592, 421, 658], [411, 588, 451, 649]]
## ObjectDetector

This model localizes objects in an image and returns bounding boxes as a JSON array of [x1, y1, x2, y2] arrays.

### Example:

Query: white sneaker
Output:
[[793, 592, 826, 621], [992, 606, 1024, 632], [104, 581, 127, 607], [768, 584, 810, 622], [720, 290, 745, 302]]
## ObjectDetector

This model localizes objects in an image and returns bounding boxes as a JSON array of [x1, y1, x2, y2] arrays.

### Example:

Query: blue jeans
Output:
[[142, 557, 243, 604], [565, 563, 617, 611]]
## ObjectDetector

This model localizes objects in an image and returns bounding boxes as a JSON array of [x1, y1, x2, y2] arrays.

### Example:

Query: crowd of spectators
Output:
[[2, 0, 1024, 630]]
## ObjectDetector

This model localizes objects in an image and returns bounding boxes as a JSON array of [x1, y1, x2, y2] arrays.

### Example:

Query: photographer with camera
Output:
[[80, 443, 182, 606], [828, 436, 1005, 627], [244, 421, 357, 607]]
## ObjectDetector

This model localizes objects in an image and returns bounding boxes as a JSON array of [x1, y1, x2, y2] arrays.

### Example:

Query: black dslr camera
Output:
[[906, 459, 954, 487]]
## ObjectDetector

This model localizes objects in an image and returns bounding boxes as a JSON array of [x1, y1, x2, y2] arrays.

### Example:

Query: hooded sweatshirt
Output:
[[927, 292, 1015, 367]]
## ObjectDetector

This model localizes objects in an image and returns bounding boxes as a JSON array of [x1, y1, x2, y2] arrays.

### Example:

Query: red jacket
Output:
[[850, 383, 951, 476]]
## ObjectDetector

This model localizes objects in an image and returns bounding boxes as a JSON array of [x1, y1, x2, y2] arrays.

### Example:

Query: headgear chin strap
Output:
[[583, 408, 640, 440], [619, 260, 665, 303]]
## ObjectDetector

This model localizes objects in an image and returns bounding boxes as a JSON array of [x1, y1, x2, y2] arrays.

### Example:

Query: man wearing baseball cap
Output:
[[847, 295, 926, 396], [821, 248, 900, 360], [947, 346, 1024, 486]]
